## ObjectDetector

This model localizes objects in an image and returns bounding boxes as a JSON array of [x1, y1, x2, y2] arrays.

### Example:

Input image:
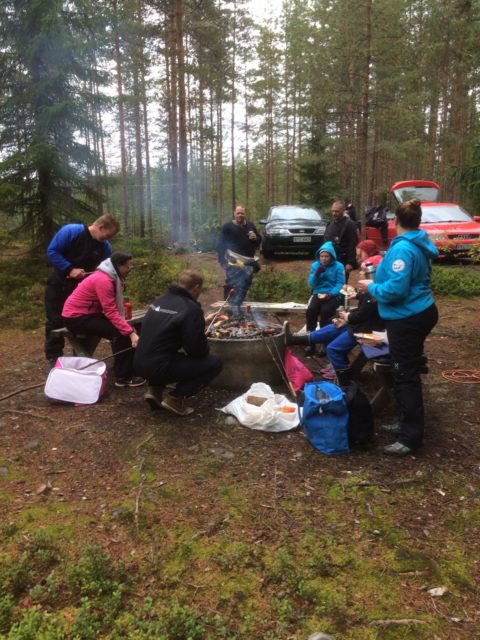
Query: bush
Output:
[[249, 266, 310, 302], [431, 265, 480, 296]]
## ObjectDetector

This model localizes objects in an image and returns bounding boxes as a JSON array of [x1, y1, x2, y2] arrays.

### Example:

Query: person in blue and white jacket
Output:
[[357, 198, 439, 457], [304, 241, 345, 355]]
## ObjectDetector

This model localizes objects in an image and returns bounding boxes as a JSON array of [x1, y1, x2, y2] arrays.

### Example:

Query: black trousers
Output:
[[44, 275, 78, 361], [142, 352, 223, 398], [63, 314, 134, 380], [306, 294, 341, 331], [385, 303, 439, 449]]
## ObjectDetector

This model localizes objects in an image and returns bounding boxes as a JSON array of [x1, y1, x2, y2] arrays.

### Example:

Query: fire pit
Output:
[[207, 316, 285, 390]]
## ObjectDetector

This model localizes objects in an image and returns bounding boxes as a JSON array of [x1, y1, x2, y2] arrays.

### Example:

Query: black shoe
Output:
[[283, 321, 310, 346], [383, 442, 413, 457], [335, 368, 351, 386], [115, 377, 146, 388]]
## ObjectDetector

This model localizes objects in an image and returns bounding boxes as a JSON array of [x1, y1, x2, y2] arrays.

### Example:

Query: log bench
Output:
[[51, 309, 147, 358], [350, 343, 429, 414]]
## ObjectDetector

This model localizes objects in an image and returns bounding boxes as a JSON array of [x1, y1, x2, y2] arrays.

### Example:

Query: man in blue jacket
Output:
[[44, 213, 119, 366]]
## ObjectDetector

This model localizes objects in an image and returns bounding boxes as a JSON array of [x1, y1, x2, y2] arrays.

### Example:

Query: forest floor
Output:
[[1, 252, 479, 639]]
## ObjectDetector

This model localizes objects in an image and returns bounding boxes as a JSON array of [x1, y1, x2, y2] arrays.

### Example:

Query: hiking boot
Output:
[[144, 385, 164, 410], [335, 368, 351, 386], [161, 393, 194, 416], [321, 363, 334, 374], [322, 369, 336, 380], [380, 422, 401, 435], [383, 441, 413, 457], [283, 321, 310, 346], [115, 377, 146, 388]]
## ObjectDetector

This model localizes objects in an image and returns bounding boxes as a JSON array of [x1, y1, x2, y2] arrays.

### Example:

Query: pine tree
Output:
[[0, 0, 107, 247]]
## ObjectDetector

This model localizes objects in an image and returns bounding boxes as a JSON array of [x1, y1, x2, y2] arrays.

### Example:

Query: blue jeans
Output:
[[309, 324, 358, 369], [226, 265, 254, 311]]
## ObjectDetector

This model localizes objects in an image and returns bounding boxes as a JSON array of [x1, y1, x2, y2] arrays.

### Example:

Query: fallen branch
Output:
[[134, 433, 155, 531], [370, 619, 427, 627], [0, 408, 55, 423]]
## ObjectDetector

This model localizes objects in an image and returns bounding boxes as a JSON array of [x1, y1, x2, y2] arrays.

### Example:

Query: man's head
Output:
[[331, 201, 345, 223], [233, 205, 246, 225], [178, 269, 204, 299], [89, 213, 120, 241]]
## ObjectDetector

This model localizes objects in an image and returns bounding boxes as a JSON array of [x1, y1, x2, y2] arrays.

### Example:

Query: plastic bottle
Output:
[[123, 296, 133, 320]]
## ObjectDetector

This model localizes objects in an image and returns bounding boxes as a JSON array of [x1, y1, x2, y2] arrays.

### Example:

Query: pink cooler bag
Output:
[[44, 356, 107, 405]]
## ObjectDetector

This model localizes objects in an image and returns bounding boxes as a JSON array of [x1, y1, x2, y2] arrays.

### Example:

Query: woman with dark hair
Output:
[[357, 199, 439, 457], [62, 251, 144, 388]]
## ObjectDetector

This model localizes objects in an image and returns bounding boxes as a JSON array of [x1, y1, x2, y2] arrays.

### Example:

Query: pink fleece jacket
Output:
[[62, 271, 133, 336]]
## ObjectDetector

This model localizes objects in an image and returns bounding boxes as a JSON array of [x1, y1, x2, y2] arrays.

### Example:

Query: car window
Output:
[[421, 205, 473, 223], [268, 207, 322, 222], [393, 186, 440, 203]]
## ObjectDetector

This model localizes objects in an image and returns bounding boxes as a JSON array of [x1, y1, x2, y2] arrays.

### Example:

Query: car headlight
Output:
[[313, 227, 326, 235], [267, 228, 289, 236]]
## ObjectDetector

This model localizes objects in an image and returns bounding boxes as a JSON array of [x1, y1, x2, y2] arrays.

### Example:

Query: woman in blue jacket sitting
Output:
[[304, 241, 345, 355], [357, 198, 439, 457]]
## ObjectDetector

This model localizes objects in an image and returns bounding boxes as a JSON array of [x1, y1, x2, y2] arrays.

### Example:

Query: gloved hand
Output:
[[314, 265, 326, 278]]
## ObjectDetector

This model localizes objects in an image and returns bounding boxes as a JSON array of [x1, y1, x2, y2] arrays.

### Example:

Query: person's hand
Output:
[[69, 268, 86, 280], [130, 332, 139, 348], [345, 263, 353, 273], [338, 310, 349, 321], [332, 317, 346, 328], [204, 312, 217, 323], [357, 279, 370, 293], [248, 230, 257, 240]]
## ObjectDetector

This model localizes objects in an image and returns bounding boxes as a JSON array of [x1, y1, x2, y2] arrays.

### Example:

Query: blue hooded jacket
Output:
[[308, 241, 345, 294], [368, 230, 438, 320]]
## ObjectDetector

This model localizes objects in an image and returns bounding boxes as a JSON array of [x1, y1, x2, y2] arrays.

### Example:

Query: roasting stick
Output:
[[246, 306, 296, 400], [205, 289, 234, 335]]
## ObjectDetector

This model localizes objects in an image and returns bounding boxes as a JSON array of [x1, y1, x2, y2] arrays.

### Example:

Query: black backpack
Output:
[[341, 382, 374, 448]]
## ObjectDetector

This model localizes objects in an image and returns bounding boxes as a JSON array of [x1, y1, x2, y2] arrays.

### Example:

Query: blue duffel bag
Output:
[[300, 381, 350, 455]]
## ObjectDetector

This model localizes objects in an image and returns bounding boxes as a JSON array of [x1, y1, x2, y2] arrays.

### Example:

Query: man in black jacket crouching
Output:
[[134, 269, 222, 416]]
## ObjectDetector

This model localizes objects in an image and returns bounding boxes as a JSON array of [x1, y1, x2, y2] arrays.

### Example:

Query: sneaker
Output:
[[144, 385, 164, 410], [161, 393, 194, 416], [322, 369, 336, 380], [115, 377, 146, 388], [320, 363, 334, 374], [383, 441, 413, 457]]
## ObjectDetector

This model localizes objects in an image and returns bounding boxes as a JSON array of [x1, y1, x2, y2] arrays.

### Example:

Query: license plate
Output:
[[293, 236, 311, 243], [454, 244, 471, 251]]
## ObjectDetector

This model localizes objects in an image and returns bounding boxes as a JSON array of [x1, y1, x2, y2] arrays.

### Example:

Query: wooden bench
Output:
[[51, 309, 148, 358], [350, 343, 429, 414]]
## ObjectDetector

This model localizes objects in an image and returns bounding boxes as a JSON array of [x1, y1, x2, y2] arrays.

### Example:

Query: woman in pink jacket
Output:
[[62, 252, 144, 387]]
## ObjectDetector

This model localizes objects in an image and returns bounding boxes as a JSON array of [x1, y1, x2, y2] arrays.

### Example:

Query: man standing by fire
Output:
[[217, 204, 261, 317]]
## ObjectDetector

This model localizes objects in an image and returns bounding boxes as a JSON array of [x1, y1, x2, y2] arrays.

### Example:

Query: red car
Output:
[[366, 180, 480, 257]]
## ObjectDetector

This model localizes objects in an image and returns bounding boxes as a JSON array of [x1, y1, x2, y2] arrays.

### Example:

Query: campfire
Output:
[[207, 316, 282, 340]]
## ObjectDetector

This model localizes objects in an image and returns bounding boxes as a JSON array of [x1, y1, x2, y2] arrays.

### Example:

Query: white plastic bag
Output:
[[44, 356, 107, 405], [221, 382, 299, 432]]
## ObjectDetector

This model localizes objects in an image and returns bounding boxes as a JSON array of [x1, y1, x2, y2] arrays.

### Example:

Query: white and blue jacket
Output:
[[368, 230, 438, 320]]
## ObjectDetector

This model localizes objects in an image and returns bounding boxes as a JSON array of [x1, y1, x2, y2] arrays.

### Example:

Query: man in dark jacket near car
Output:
[[217, 204, 261, 316], [324, 201, 358, 282], [133, 269, 222, 416]]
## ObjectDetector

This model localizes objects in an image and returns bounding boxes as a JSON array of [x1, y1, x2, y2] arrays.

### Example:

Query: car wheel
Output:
[[261, 245, 274, 259]]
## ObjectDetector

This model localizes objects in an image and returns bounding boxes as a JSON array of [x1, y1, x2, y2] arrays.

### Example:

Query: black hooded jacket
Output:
[[134, 285, 209, 376]]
